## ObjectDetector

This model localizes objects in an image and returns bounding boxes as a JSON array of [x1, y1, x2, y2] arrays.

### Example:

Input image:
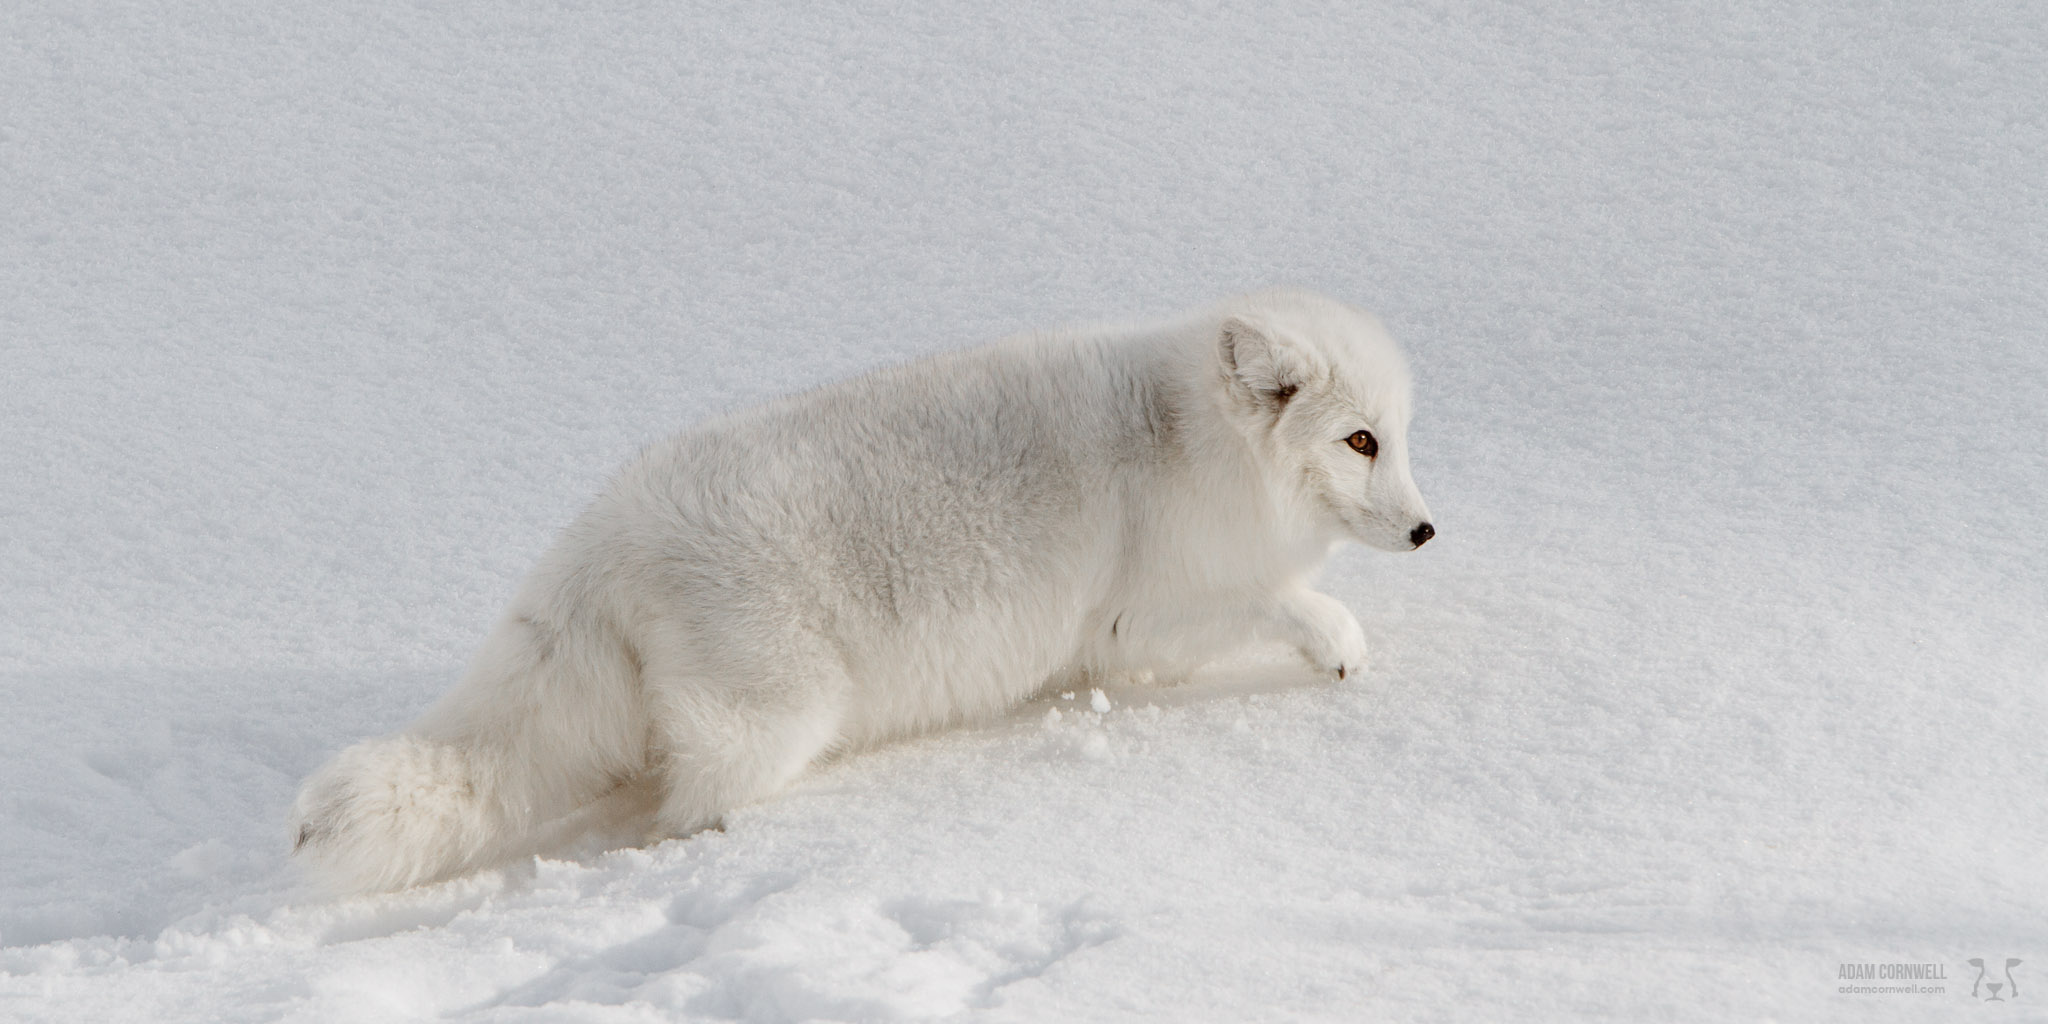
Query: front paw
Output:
[[1289, 591, 1371, 680]]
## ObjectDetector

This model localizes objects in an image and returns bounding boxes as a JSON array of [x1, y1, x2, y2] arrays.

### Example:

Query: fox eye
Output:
[[1345, 430, 1378, 458]]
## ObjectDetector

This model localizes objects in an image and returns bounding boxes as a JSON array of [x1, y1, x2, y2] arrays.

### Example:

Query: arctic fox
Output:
[[290, 288, 1434, 893]]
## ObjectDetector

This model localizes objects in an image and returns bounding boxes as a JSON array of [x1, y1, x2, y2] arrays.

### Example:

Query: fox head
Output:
[[1214, 289, 1434, 553]]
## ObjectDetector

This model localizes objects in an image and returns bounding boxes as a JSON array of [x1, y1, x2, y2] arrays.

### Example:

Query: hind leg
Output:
[[640, 647, 850, 841]]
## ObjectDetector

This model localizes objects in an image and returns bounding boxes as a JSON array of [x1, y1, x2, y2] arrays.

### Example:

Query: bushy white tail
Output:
[[290, 602, 646, 893], [288, 734, 526, 893]]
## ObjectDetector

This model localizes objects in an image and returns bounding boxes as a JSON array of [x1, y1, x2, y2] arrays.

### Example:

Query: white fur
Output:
[[289, 288, 1433, 893]]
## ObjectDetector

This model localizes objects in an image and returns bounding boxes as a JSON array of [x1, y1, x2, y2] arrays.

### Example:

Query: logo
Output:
[[1836, 960, 1947, 996], [1967, 958, 2023, 1002]]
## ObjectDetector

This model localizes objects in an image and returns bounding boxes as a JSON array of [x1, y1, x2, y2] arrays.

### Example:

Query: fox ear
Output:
[[1219, 315, 1307, 406]]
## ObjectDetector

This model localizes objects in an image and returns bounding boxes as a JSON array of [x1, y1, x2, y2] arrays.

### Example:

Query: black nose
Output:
[[1409, 522, 1434, 547]]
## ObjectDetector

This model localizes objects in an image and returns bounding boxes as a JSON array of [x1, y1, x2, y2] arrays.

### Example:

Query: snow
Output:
[[3, 1, 2045, 1020]]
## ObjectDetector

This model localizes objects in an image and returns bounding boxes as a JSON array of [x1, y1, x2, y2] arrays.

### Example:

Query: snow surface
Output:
[[3, 1, 2045, 1020]]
